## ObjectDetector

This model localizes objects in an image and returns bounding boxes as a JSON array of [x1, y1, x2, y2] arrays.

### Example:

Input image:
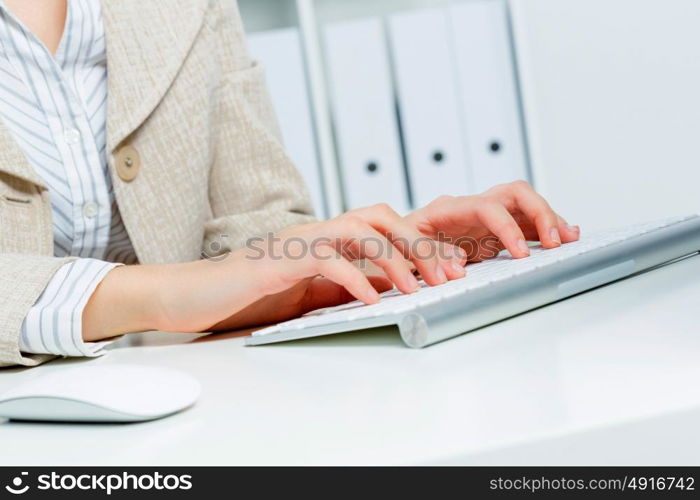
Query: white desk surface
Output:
[[2, 254, 700, 466]]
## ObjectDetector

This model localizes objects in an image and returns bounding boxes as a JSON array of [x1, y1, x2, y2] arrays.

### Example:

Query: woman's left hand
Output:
[[405, 180, 581, 262]]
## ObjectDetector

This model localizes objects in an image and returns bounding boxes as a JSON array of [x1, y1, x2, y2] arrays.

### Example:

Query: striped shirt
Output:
[[0, 0, 137, 356]]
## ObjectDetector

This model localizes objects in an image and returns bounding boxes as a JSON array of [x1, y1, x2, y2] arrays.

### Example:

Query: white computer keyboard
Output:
[[252, 216, 694, 338]]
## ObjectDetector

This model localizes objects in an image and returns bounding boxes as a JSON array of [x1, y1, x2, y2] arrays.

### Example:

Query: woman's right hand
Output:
[[83, 204, 468, 341], [245, 204, 469, 300]]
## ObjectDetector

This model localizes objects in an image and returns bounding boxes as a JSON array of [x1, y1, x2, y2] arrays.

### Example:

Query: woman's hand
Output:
[[405, 180, 580, 261], [82, 182, 579, 341], [178, 183, 578, 333], [83, 204, 467, 340]]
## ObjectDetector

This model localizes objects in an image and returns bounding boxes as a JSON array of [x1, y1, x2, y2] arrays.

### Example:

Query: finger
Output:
[[474, 201, 530, 258], [508, 213, 541, 242], [327, 217, 421, 294], [514, 207, 580, 245], [474, 236, 505, 261], [436, 241, 467, 279], [508, 208, 581, 248], [412, 242, 467, 280], [556, 215, 581, 243], [517, 213, 580, 244], [312, 244, 381, 304], [353, 259, 391, 278], [349, 204, 451, 286], [302, 275, 393, 312], [509, 181, 562, 248], [367, 274, 395, 293]]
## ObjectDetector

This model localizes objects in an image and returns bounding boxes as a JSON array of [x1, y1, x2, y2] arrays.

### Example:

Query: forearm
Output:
[[81, 252, 264, 342]]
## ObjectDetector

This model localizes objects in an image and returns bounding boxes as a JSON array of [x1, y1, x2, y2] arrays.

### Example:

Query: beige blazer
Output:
[[0, 0, 315, 367]]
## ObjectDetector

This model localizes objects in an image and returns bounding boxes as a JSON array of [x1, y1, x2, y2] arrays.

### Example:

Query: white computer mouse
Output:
[[0, 364, 201, 423]]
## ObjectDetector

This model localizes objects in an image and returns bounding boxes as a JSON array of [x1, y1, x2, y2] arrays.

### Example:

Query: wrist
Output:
[[83, 250, 271, 341], [82, 265, 161, 341], [153, 250, 267, 332]]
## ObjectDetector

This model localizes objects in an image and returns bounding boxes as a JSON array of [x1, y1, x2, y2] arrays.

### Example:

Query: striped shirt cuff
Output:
[[19, 259, 121, 357]]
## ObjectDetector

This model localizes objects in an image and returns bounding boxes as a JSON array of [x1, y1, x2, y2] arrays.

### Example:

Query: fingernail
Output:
[[406, 272, 420, 292], [517, 239, 530, 256], [566, 224, 580, 233], [435, 263, 447, 283], [451, 261, 466, 276], [366, 286, 381, 303], [550, 227, 561, 245]]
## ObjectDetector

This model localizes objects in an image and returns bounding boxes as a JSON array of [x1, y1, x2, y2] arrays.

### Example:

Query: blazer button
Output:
[[115, 145, 141, 182]]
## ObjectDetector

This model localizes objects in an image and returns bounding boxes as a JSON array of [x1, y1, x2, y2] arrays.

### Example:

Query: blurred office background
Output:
[[238, 0, 700, 231]]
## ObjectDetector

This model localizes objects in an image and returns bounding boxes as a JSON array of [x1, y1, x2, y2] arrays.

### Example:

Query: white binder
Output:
[[388, 9, 473, 208], [448, 0, 529, 193], [247, 28, 327, 218], [324, 18, 410, 213]]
